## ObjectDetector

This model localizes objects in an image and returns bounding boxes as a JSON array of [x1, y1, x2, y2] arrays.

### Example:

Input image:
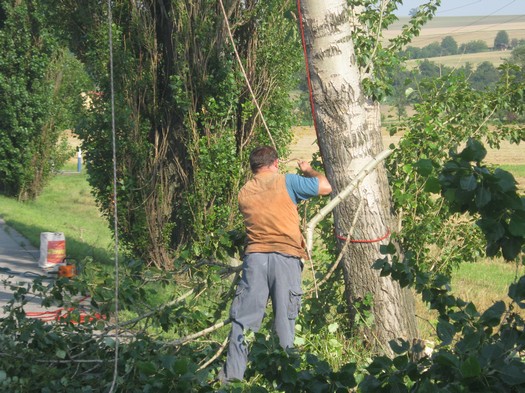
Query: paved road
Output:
[[0, 218, 53, 317]]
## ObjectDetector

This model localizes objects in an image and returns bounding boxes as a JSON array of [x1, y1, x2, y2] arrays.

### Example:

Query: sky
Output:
[[394, 0, 525, 17]]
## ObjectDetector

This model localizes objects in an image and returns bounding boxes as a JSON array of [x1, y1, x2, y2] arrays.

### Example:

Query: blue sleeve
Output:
[[285, 174, 319, 205]]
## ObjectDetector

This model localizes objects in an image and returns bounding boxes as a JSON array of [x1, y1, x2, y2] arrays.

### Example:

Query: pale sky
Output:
[[395, 0, 525, 16]]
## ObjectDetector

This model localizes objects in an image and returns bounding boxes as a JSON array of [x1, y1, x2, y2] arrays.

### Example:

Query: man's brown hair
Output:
[[249, 146, 278, 173]]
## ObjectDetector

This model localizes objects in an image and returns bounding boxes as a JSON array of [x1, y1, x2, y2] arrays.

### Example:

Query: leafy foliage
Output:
[[387, 66, 525, 275], [0, 261, 234, 392], [370, 142, 525, 392], [58, 0, 302, 268], [0, 1, 85, 200]]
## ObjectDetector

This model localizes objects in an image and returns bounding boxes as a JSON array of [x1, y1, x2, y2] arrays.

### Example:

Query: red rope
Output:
[[335, 228, 391, 243], [296, 0, 320, 143]]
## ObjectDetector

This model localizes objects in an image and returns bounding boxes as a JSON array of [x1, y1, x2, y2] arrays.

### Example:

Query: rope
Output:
[[296, 0, 320, 141], [107, 0, 120, 391], [217, 0, 276, 149]]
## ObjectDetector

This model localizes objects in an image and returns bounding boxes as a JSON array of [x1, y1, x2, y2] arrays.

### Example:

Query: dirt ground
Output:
[[289, 125, 524, 187]]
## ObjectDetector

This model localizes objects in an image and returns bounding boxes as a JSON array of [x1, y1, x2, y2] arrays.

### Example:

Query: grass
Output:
[[452, 259, 524, 306], [501, 164, 525, 179], [0, 161, 114, 265], [416, 258, 525, 341]]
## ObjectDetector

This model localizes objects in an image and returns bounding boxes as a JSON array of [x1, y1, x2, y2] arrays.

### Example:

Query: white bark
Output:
[[299, 0, 417, 354]]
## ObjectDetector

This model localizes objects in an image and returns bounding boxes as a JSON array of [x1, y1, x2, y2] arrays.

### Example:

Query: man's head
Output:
[[249, 146, 278, 173]]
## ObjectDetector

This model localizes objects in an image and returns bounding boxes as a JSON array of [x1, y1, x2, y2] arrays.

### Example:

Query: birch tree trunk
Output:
[[299, 0, 417, 354]]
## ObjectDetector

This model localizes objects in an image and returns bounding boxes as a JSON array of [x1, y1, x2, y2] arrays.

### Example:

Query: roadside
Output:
[[0, 217, 52, 317]]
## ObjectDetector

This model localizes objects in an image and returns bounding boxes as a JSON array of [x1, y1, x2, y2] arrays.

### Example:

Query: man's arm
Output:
[[298, 161, 332, 196]]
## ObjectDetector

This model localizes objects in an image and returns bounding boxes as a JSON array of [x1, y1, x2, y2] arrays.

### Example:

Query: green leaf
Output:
[[497, 363, 525, 385], [459, 138, 487, 162], [424, 176, 441, 193], [393, 354, 409, 370], [336, 364, 357, 388], [509, 211, 525, 237], [137, 361, 157, 375], [479, 301, 505, 327], [461, 356, 481, 378], [475, 187, 491, 208], [173, 359, 189, 375], [460, 175, 477, 191], [494, 168, 517, 192], [486, 241, 501, 257], [436, 319, 455, 345], [414, 159, 434, 176], [389, 339, 410, 354], [501, 236, 523, 261], [55, 349, 67, 359], [294, 336, 305, 346], [434, 351, 459, 368], [281, 366, 297, 384], [380, 242, 397, 255], [456, 331, 482, 353], [476, 218, 505, 242], [402, 163, 413, 173], [367, 356, 392, 374], [328, 322, 339, 333], [508, 276, 525, 307]]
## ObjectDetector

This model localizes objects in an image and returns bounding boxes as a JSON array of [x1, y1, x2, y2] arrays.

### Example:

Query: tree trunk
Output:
[[298, 0, 417, 354]]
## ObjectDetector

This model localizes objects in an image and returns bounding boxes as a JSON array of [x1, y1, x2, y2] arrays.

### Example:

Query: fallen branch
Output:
[[104, 287, 196, 331], [163, 318, 232, 347], [197, 336, 229, 371]]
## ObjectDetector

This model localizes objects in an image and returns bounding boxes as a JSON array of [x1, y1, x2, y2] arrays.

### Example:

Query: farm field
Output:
[[385, 15, 525, 68], [385, 15, 525, 47], [406, 50, 512, 69]]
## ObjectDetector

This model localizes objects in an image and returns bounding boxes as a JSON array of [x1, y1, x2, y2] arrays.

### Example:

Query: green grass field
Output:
[[0, 166, 114, 265]]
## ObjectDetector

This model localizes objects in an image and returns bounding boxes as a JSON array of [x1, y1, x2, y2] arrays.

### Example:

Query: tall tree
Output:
[[0, 1, 82, 200], [494, 30, 509, 50], [296, 0, 438, 352], [56, 0, 302, 268], [441, 36, 458, 55]]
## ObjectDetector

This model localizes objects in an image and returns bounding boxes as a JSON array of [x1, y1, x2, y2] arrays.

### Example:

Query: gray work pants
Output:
[[221, 252, 303, 381]]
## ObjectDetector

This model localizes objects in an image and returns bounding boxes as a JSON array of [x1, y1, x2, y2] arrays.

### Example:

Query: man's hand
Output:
[[297, 160, 314, 175], [297, 160, 332, 195]]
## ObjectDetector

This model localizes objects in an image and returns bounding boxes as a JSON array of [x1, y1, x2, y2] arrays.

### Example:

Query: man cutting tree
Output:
[[220, 145, 332, 382]]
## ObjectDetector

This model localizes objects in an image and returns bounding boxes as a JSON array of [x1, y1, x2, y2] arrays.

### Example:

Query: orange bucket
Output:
[[58, 264, 76, 278]]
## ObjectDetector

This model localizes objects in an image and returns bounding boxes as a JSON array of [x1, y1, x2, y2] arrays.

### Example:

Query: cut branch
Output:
[[305, 149, 393, 254], [164, 318, 232, 347]]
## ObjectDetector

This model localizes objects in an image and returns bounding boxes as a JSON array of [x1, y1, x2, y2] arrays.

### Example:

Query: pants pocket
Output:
[[287, 289, 303, 319], [230, 282, 247, 320]]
